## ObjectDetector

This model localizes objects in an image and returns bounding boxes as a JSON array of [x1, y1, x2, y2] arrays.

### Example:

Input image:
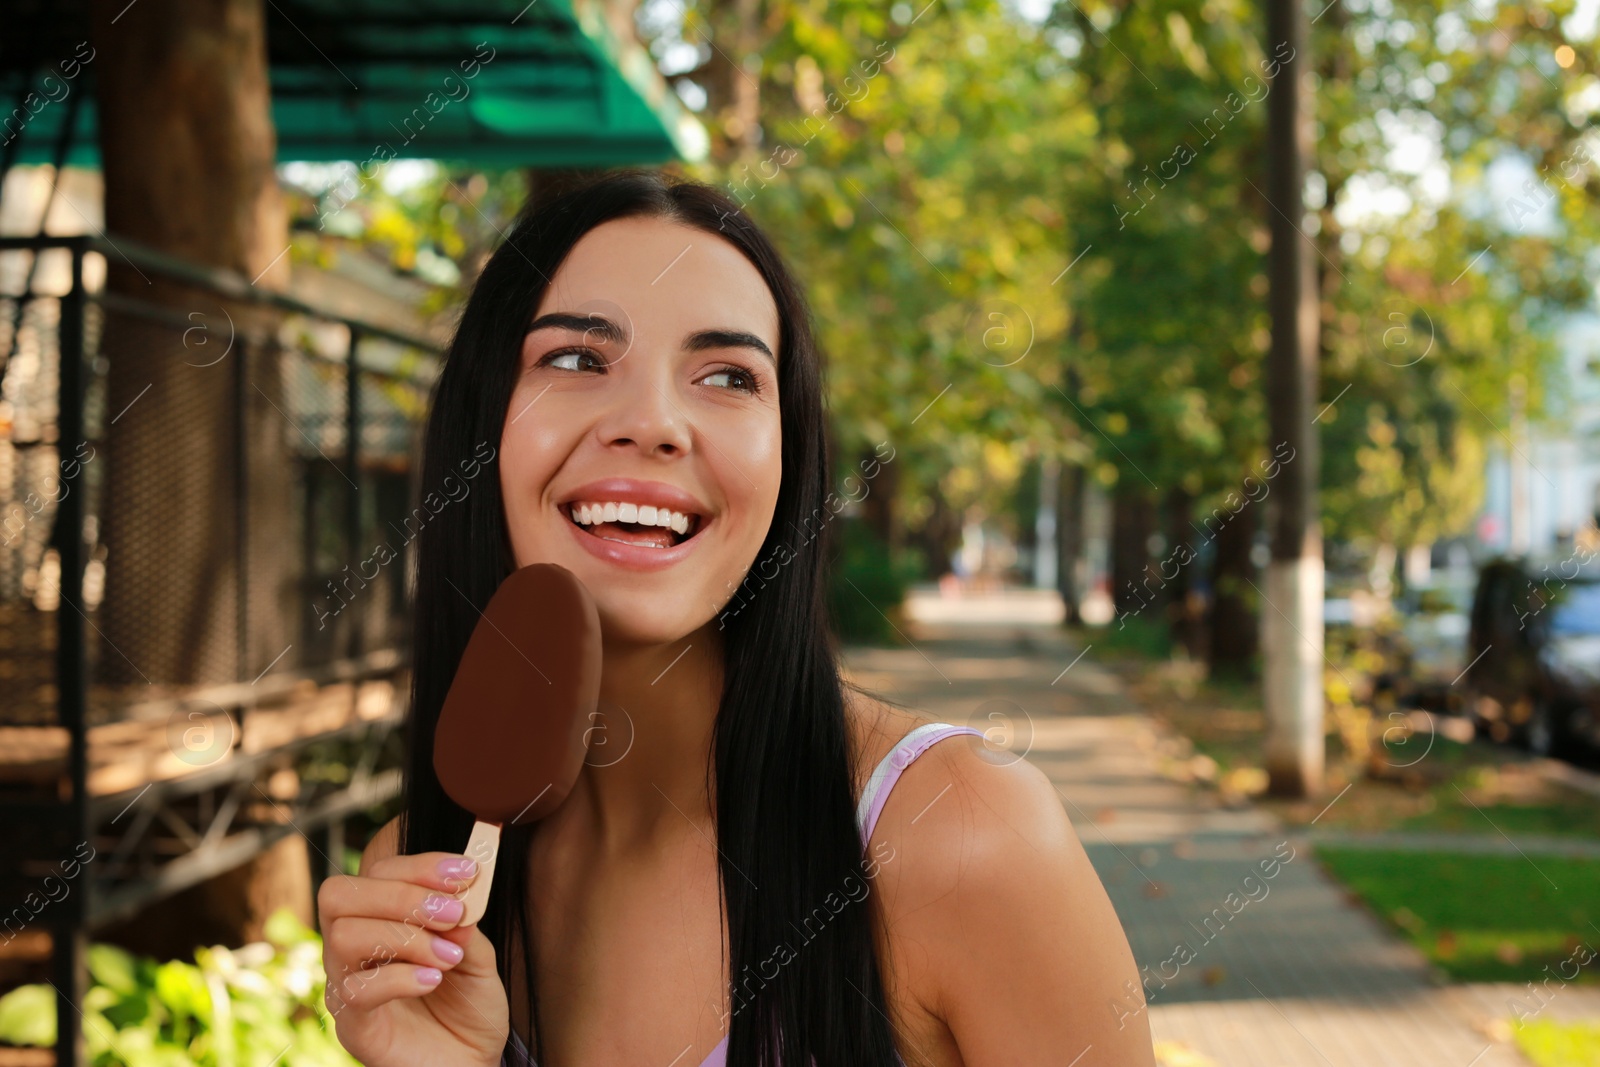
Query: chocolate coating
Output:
[[433, 563, 601, 824]]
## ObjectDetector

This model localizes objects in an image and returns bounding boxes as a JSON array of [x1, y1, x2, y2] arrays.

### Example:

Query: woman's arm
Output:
[[873, 742, 1157, 1066]]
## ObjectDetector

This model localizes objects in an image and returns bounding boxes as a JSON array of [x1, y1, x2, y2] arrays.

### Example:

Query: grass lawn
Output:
[[1315, 847, 1600, 982], [1516, 1019, 1600, 1067]]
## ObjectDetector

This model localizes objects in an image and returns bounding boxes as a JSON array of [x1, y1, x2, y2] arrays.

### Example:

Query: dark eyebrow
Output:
[[528, 314, 774, 366], [527, 313, 629, 345], [685, 329, 776, 366]]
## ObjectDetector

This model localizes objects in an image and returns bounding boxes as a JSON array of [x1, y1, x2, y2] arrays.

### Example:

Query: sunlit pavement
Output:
[[835, 585, 1600, 1067]]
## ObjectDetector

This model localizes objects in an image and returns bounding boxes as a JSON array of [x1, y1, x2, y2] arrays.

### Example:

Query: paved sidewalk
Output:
[[840, 592, 1600, 1067]]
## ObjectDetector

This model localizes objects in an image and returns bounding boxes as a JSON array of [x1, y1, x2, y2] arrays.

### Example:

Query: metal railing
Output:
[[0, 232, 441, 1067]]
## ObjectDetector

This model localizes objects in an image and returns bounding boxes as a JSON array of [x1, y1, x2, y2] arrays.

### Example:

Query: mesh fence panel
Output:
[[0, 292, 64, 725], [0, 244, 437, 734]]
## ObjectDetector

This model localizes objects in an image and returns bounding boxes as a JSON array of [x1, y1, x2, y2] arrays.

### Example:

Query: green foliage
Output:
[[1315, 847, 1600, 982], [659, 0, 1594, 571], [685, 0, 1095, 547], [1084, 615, 1175, 660], [828, 519, 921, 644], [0, 909, 357, 1067], [0, 984, 54, 1047], [1053, 0, 1585, 553], [276, 0, 1599, 575], [281, 163, 529, 317]]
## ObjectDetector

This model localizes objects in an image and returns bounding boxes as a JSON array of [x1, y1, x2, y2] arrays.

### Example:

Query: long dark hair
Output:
[[399, 170, 900, 1066]]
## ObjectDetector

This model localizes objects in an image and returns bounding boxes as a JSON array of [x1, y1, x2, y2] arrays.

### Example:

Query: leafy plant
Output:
[[0, 909, 358, 1067]]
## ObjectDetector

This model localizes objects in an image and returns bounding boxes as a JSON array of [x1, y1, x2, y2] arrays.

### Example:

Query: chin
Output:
[[598, 613, 710, 649], [576, 582, 702, 636]]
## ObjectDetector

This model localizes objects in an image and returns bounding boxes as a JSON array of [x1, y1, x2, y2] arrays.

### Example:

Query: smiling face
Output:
[[498, 215, 784, 649]]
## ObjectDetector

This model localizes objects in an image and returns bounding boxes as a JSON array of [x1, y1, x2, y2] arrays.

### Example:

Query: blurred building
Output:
[[1480, 311, 1600, 556]]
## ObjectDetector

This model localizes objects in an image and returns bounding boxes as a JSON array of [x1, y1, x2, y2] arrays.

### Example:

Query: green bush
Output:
[[1086, 613, 1174, 660], [0, 909, 358, 1066], [827, 519, 921, 645]]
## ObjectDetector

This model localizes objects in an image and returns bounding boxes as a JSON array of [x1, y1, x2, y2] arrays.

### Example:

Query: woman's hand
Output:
[[318, 849, 510, 1067]]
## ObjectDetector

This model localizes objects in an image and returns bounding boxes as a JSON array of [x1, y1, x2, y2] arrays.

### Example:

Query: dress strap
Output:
[[855, 722, 987, 845], [505, 1027, 537, 1067]]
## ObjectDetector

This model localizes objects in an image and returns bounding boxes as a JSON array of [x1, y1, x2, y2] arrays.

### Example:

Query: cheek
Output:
[[725, 416, 783, 534], [497, 420, 564, 530]]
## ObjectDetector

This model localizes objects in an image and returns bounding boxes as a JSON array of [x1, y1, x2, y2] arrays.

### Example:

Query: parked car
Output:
[[1464, 557, 1600, 757]]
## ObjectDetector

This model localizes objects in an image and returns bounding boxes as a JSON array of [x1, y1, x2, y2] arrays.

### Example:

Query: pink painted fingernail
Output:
[[438, 856, 477, 881], [422, 895, 464, 922], [416, 967, 443, 988], [432, 936, 465, 964]]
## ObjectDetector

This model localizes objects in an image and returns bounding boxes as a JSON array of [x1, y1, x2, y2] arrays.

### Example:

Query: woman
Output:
[[318, 170, 1155, 1067]]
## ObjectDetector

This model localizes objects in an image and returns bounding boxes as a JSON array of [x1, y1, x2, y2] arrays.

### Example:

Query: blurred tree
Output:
[[669, 0, 1098, 594], [1310, 0, 1595, 569], [1048, 0, 1590, 671], [281, 164, 530, 315], [324, 0, 1598, 654], [1050, 0, 1274, 674]]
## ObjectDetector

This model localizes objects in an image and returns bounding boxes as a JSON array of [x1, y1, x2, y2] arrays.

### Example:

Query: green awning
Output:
[[3, 0, 706, 169]]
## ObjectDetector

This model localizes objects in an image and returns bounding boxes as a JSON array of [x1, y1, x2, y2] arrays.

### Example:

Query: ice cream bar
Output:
[[432, 563, 602, 924]]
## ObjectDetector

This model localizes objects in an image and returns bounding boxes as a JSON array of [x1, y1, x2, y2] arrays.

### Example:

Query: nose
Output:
[[592, 352, 694, 458]]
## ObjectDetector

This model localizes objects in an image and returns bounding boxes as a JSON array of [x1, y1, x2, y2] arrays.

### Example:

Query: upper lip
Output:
[[557, 478, 712, 519]]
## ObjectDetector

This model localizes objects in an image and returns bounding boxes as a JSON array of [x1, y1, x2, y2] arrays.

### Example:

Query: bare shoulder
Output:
[[358, 815, 403, 873], [842, 686, 933, 797], [866, 719, 1157, 1066]]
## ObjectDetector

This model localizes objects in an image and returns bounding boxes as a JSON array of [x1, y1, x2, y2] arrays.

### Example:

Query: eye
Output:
[[700, 365, 763, 395], [538, 346, 607, 373]]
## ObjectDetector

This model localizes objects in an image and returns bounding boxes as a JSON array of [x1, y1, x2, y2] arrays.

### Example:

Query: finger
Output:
[[324, 961, 444, 1015], [363, 851, 481, 893], [433, 922, 497, 978], [326, 916, 468, 972], [317, 874, 471, 931]]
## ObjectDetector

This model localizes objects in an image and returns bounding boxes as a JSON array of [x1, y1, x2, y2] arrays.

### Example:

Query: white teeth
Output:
[[566, 500, 700, 538]]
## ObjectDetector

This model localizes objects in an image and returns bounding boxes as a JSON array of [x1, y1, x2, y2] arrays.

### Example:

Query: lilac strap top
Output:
[[504, 722, 984, 1067]]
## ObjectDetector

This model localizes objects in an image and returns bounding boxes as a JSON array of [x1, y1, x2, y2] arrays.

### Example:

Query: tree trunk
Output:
[[858, 443, 899, 555], [1207, 494, 1258, 678], [96, 834, 313, 961], [94, 0, 294, 683], [91, 0, 310, 947], [913, 486, 961, 580], [1110, 484, 1156, 620], [1261, 0, 1325, 796], [1164, 487, 1203, 657], [1056, 462, 1084, 624]]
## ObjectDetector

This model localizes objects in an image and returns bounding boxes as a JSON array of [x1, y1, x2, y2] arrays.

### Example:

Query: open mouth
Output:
[[562, 501, 706, 550]]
